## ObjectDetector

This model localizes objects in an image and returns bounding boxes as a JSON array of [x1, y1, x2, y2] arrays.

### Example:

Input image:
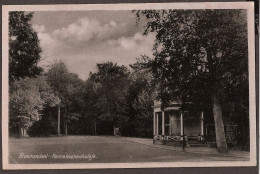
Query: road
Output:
[[9, 136, 249, 164]]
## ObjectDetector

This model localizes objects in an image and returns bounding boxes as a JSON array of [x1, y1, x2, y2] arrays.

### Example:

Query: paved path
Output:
[[121, 137, 250, 159], [9, 136, 250, 164]]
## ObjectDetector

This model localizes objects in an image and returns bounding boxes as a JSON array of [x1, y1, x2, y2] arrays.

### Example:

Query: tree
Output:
[[80, 77, 99, 135], [64, 73, 85, 135], [90, 62, 130, 135], [122, 56, 155, 137], [46, 61, 84, 136], [9, 12, 42, 82], [136, 10, 248, 153], [46, 61, 69, 135], [9, 76, 59, 137]]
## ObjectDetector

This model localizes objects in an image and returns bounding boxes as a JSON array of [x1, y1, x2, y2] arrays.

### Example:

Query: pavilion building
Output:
[[152, 101, 237, 147]]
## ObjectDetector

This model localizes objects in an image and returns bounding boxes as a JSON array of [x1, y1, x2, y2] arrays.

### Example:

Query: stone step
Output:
[[165, 141, 182, 147], [188, 141, 207, 144], [188, 143, 208, 147]]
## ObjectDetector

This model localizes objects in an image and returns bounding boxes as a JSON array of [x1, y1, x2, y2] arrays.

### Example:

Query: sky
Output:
[[31, 11, 155, 80]]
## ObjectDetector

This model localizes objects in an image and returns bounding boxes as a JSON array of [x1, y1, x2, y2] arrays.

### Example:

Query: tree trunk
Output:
[[57, 103, 60, 136], [94, 120, 97, 135], [212, 93, 228, 153], [19, 127, 28, 138], [114, 124, 116, 136], [24, 128, 27, 137], [19, 127, 23, 138], [65, 123, 68, 136]]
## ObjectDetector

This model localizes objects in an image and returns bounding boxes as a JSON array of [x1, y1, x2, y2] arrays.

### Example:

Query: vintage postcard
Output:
[[2, 2, 257, 169]]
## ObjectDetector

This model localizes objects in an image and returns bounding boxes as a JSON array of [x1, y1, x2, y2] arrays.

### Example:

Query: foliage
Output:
[[77, 78, 99, 135], [70, 60, 156, 137], [136, 9, 247, 107], [136, 9, 248, 152], [46, 61, 70, 103], [89, 62, 130, 133], [46, 61, 85, 135], [9, 11, 43, 82], [122, 56, 155, 137], [9, 76, 59, 136]]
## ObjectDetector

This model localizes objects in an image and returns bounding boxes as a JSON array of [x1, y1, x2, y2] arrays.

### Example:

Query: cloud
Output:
[[33, 25, 46, 33], [50, 17, 129, 46], [36, 17, 155, 80], [109, 33, 154, 51]]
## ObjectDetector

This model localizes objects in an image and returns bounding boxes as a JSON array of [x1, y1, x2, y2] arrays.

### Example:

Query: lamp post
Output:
[[180, 111, 185, 151], [181, 110, 188, 151], [57, 102, 61, 137]]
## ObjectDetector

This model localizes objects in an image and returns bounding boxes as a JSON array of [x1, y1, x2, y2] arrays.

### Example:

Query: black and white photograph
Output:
[[2, 2, 257, 169]]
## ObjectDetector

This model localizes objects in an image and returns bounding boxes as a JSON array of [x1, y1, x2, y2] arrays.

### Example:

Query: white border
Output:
[[2, 2, 256, 170]]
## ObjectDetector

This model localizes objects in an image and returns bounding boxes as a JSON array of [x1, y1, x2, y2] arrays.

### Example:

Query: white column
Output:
[[156, 113, 159, 135], [153, 112, 156, 135], [162, 111, 165, 136], [180, 112, 184, 136], [201, 111, 204, 136]]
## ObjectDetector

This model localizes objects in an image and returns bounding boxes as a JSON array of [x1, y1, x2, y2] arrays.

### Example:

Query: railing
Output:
[[154, 135, 204, 142]]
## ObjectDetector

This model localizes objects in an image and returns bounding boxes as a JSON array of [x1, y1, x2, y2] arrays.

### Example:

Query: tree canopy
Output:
[[46, 61, 85, 135], [9, 76, 59, 137], [9, 12, 43, 81], [136, 9, 247, 107], [90, 62, 130, 133]]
